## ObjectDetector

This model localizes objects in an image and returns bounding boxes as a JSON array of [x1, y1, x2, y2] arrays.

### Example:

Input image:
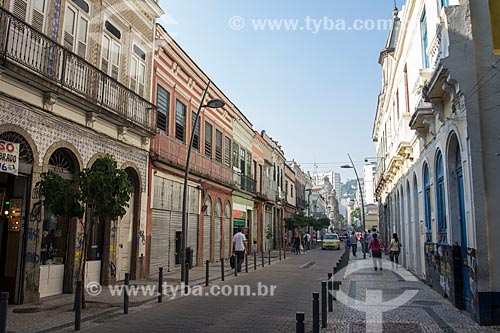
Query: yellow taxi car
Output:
[[322, 233, 340, 250]]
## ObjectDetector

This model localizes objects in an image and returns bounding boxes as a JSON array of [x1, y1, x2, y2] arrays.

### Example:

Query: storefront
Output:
[[232, 193, 253, 252]]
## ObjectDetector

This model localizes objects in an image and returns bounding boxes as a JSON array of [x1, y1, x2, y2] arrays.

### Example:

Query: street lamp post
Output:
[[341, 154, 366, 259], [180, 80, 225, 283]]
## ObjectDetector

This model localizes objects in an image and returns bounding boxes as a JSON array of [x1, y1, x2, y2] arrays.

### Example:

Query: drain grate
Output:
[[13, 307, 40, 313], [301, 262, 316, 268], [413, 300, 441, 306]]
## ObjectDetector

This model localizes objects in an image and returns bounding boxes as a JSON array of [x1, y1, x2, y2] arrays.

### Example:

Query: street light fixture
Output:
[[341, 153, 366, 259], [181, 80, 225, 283]]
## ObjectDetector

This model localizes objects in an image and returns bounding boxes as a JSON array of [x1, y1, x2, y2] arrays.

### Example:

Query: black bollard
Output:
[[185, 262, 190, 294], [296, 312, 305, 333], [328, 273, 333, 312], [321, 281, 327, 328], [206, 260, 210, 287], [74, 283, 81, 331], [245, 253, 249, 273], [284, 246, 286, 259], [279, 247, 282, 261], [158, 267, 163, 303], [332, 266, 338, 301], [312, 292, 319, 333], [124, 273, 129, 314], [254, 252, 257, 270], [0, 293, 6, 333], [221, 258, 225, 281], [261, 251, 265, 267], [268, 250, 271, 265]]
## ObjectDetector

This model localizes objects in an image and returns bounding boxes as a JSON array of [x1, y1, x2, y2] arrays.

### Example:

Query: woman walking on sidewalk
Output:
[[369, 233, 382, 271], [350, 231, 358, 257], [390, 233, 402, 266]]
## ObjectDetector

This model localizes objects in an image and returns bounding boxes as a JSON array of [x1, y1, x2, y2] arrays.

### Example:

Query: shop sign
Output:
[[0, 140, 19, 175]]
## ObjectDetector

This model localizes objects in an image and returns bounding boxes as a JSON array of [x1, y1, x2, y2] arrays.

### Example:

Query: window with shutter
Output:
[[215, 130, 222, 163], [12, 0, 47, 33], [232, 142, 239, 170], [204, 122, 212, 159], [156, 85, 169, 132], [175, 100, 186, 142], [62, 3, 89, 58], [224, 136, 231, 167], [101, 33, 121, 79], [130, 50, 146, 96], [191, 111, 200, 150]]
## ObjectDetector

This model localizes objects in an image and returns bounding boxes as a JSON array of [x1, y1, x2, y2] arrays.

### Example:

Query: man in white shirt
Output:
[[232, 227, 246, 272]]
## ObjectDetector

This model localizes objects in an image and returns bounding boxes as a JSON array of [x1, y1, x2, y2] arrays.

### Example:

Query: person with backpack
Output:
[[369, 233, 383, 271], [390, 233, 402, 266]]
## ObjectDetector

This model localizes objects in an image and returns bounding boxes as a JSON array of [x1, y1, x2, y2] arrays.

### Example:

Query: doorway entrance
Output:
[[0, 131, 34, 304]]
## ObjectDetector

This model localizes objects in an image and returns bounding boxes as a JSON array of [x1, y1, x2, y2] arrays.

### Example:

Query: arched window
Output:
[[423, 163, 432, 242], [435, 151, 447, 243]]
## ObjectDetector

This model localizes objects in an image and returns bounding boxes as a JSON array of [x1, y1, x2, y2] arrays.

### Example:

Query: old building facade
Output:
[[373, 0, 500, 325], [0, 0, 163, 303]]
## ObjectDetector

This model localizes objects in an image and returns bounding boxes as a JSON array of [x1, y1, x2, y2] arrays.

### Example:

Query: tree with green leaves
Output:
[[38, 154, 132, 308]]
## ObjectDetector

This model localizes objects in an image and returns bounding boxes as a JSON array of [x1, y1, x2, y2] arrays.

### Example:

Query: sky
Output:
[[158, 0, 397, 182]]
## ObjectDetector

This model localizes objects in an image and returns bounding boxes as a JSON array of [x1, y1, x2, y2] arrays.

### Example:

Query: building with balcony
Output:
[[372, 0, 500, 325], [284, 163, 296, 220], [150, 24, 242, 271], [0, 0, 163, 303]]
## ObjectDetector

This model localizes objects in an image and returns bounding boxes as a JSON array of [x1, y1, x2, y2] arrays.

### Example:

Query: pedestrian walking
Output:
[[369, 233, 382, 271], [390, 233, 402, 267], [292, 231, 302, 255], [232, 227, 246, 272], [350, 231, 358, 257], [363, 230, 370, 256], [303, 231, 311, 252]]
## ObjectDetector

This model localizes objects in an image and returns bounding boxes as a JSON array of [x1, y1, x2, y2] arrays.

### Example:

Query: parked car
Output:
[[322, 233, 341, 250]]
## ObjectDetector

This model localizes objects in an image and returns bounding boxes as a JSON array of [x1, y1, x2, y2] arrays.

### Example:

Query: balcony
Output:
[[0, 7, 155, 133], [152, 134, 233, 186], [233, 171, 256, 193]]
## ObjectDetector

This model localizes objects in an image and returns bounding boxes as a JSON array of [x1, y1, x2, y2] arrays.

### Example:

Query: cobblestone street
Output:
[[77, 247, 338, 332]]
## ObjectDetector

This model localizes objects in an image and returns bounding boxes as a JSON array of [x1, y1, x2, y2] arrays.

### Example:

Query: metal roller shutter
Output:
[[202, 197, 212, 262], [224, 202, 231, 259], [188, 213, 199, 265], [150, 209, 171, 272]]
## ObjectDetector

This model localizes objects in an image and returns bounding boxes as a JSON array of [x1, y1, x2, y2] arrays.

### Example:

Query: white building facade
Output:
[[373, 0, 500, 325]]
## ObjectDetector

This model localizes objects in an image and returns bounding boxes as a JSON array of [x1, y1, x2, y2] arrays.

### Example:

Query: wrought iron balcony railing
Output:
[[233, 171, 256, 193], [0, 7, 155, 132]]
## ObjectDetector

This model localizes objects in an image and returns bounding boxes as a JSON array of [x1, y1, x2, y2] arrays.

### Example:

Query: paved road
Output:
[[81, 247, 342, 333]]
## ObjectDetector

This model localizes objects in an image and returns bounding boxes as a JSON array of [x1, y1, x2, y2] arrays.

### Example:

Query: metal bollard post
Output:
[[0, 293, 7, 333], [235, 256, 238, 277], [124, 273, 129, 314], [185, 262, 190, 294], [296, 312, 305, 333], [332, 266, 338, 301], [268, 250, 271, 265], [221, 258, 225, 281], [254, 252, 257, 270], [312, 292, 319, 333], [74, 284, 81, 331], [245, 253, 248, 273], [279, 247, 282, 261], [262, 251, 265, 267], [321, 281, 327, 328], [158, 267, 163, 303], [284, 245, 286, 259], [206, 260, 210, 287], [328, 273, 333, 312]]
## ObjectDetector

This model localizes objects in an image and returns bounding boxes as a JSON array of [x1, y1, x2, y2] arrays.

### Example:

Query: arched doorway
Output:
[[115, 168, 140, 281], [40, 147, 80, 297], [406, 181, 413, 271], [447, 132, 470, 310], [224, 201, 231, 259], [214, 198, 222, 262], [202, 195, 212, 263], [0, 132, 34, 303], [413, 174, 422, 277]]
